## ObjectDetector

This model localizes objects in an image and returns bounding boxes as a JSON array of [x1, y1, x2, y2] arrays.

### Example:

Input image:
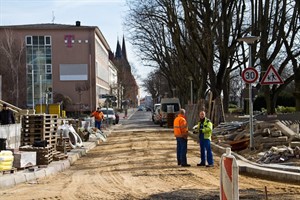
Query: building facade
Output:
[[0, 22, 127, 114]]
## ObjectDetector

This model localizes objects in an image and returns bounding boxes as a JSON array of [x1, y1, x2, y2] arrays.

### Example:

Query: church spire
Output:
[[121, 35, 127, 61], [115, 37, 122, 59]]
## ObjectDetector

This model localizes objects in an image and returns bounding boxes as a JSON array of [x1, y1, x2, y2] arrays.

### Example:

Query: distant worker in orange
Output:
[[173, 109, 190, 167], [91, 107, 104, 130]]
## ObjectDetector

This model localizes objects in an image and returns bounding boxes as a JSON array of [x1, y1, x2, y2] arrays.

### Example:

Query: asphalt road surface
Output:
[[0, 110, 300, 200]]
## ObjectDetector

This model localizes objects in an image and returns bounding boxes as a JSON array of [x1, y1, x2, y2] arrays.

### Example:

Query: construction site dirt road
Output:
[[0, 111, 300, 200]]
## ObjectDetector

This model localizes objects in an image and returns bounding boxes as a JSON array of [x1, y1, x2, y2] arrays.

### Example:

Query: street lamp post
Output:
[[238, 36, 260, 150], [188, 76, 193, 104], [32, 68, 35, 111], [172, 87, 176, 98]]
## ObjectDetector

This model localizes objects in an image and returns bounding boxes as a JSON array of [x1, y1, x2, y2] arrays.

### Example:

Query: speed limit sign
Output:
[[242, 67, 258, 83]]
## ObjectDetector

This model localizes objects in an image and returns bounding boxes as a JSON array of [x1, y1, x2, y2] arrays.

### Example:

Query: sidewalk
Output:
[[118, 107, 136, 119], [0, 138, 103, 189], [0, 108, 137, 189]]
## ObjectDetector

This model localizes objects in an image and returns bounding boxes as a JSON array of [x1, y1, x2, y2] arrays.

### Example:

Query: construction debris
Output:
[[256, 146, 294, 164], [212, 119, 300, 164]]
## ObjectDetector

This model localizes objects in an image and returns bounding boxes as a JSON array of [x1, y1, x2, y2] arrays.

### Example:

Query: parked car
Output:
[[100, 107, 116, 125], [137, 106, 146, 111]]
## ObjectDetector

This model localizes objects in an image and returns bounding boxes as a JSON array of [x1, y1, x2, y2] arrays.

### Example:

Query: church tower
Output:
[[113, 35, 138, 107]]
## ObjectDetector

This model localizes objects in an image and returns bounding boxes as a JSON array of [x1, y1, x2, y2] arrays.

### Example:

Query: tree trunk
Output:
[[222, 77, 229, 114], [293, 67, 300, 111]]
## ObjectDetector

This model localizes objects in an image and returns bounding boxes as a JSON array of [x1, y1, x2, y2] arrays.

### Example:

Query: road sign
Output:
[[242, 67, 258, 83], [260, 65, 284, 85], [99, 94, 116, 99]]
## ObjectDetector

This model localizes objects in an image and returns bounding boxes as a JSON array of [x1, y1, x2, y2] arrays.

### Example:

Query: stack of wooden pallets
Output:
[[21, 114, 59, 147], [56, 137, 72, 153], [19, 145, 55, 165]]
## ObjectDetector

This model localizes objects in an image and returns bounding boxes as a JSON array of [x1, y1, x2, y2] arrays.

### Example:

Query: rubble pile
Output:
[[212, 119, 300, 165], [256, 146, 294, 164]]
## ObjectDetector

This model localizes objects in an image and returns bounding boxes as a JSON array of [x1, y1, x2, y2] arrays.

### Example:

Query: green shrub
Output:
[[229, 108, 244, 114], [275, 106, 296, 113], [228, 103, 238, 108]]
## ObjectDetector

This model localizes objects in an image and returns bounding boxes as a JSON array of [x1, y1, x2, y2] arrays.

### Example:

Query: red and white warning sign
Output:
[[242, 67, 258, 84], [260, 65, 284, 85]]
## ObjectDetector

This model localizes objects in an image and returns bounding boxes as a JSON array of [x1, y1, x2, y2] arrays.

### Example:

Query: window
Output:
[[46, 64, 52, 74], [28, 36, 52, 46], [33, 36, 39, 45], [46, 55, 52, 64], [39, 36, 44, 45], [45, 36, 51, 45], [26, 35, 52, 107], [26, 36, 32, 45], [27, 65, 33, 74], [45, 46, 51, 54]]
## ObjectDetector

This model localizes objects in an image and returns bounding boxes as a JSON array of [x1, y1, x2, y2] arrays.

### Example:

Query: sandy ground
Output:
[[1, 130, 300, 200]]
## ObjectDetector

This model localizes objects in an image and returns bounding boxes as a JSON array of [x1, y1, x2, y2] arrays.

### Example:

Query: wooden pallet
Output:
[[16, 165, 36, 171], [0, 168, 17, 176], [53, 151, 68, 161], [19, 146, 55, 165]]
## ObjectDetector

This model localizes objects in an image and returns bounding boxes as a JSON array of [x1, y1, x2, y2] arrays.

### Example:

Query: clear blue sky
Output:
[[0, 0, 151, 96]]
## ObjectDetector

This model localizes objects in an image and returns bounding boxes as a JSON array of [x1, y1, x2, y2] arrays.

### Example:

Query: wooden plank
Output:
[[0, 168, 17, 176]]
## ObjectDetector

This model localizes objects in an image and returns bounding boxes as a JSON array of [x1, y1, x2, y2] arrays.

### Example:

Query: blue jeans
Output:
[[95, 120, 102, 130], [176, 137, 188, 165], [199, 133, 213, 165]]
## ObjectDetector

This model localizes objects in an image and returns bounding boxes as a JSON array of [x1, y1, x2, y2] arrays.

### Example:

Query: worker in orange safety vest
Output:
[[91, 107, 104, 130], [173, 108, 190, 167]]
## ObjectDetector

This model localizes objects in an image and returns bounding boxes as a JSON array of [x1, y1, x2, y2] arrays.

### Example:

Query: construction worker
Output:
[[0, 103, 15, 125], [173, 109, 190, 167], [90, 107, 104, 130], [195, 111, 214, 167]]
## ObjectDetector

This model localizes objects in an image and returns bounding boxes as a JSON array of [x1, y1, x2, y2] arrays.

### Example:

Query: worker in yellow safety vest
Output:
[[173, 109, 190, 167], [195, 111, 214, 167]]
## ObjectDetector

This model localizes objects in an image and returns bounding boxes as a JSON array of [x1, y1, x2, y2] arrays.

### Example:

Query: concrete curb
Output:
[[211, 141, 300, 182]]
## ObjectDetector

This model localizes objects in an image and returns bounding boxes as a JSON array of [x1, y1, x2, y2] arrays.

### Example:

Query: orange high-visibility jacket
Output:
[[91, 111, 104, 121], [173, 114, 188, 138]]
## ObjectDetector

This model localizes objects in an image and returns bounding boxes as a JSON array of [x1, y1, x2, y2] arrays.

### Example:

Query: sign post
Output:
[[238, 36, 260, 150]]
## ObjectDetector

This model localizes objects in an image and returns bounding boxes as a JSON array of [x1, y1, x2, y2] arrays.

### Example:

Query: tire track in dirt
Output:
[[1, 130, 300, 199]]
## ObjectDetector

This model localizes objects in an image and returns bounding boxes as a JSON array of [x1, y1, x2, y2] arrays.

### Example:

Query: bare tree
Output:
[[53, 92, 72, 110], [125, 0, 247, 110], [125, 0, 299, 114], [75, 81, 90, 108], [0, 29, 25, 107], [250, 0, 300, 114], [142, 70, 169, 102]]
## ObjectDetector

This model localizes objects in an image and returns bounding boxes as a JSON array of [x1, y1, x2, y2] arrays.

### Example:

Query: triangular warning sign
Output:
[[260, 65, 284, 85]]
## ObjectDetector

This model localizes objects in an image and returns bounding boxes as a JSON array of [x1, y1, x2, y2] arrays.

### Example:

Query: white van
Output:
[[159, 98, 181, 127]]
